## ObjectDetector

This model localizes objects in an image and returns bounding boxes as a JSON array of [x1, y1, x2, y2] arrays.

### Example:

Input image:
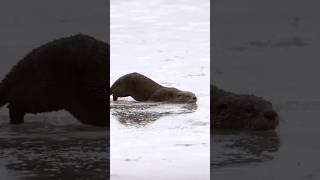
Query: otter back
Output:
[[110, 73, 197, 103], [0, 34, 108, 126]]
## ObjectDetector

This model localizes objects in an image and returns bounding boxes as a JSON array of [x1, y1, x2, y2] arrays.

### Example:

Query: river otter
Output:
[[0, 34, 108, 126], [110, 73, 197, 103], [211, 85, 278, 130]]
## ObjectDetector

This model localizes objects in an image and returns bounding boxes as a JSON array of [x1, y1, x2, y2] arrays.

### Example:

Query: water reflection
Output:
[[0, 117, 108, 180], [110, 100, 198, 127], [211, 130, 280, 168]]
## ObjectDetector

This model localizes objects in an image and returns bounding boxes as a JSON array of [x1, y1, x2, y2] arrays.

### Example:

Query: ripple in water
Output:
[[0, 116, 109, 180]]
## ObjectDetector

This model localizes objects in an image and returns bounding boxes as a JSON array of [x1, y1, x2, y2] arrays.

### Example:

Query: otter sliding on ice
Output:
[[211, 85, 279, 130], [110, 72, 197, 103], [0, 34, 108, 126]]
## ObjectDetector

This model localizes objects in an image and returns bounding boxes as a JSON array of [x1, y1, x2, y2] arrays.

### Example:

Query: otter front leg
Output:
[[8, 106, 25, 124]]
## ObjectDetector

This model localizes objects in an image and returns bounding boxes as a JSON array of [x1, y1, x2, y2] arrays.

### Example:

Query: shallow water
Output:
[[0, 116, 108, 180], [212, 110, 320, 180], [212, 0, 320, 179], [110, 0, 210, 179]]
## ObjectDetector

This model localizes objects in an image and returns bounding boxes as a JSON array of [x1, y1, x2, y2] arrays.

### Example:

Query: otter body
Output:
[[0, 34, 108, 126], [110, 73, 197, 103], [211, 85, 278, 130]]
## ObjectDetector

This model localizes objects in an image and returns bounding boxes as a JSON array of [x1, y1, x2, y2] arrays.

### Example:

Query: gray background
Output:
[[0, 0, 108, 79]]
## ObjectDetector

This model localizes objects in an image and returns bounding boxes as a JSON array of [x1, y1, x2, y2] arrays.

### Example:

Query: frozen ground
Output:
[[212, 0, 320, 179], [110, 0, 210, 179], [0, 0, 108, 179]]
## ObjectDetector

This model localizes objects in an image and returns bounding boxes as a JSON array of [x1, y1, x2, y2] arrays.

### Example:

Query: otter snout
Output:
[[188, 96, 197, 103], [263, 110, 279, 129]]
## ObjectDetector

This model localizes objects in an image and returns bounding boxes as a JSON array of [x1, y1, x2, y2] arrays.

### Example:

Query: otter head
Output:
[[152, 88, 197, 103], [211, 86, 279, 130], [173, 91, 197, 103]]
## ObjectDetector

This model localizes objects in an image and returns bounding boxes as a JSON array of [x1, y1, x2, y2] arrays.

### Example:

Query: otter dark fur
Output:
[[211, 85, 278, 130], [110, 73, 197, 103], [0, 34, 108, 126]]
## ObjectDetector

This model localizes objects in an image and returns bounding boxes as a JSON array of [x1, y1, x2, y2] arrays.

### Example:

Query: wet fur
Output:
[[110, 73, 197, 103], [0, 34, 108, 126], [211, 85, 278, 130]]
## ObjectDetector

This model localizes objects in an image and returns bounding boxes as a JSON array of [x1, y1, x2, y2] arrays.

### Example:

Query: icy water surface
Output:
[[111, 0, 210, 179], [213, 0, 320, 179], [0, 116, 108, 180]]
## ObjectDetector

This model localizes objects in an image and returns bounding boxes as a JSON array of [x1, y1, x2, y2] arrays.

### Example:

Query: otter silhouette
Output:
[[110, 73, 197, 103], [211, 85, 278, 130], [0, 34, 108, 126]]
